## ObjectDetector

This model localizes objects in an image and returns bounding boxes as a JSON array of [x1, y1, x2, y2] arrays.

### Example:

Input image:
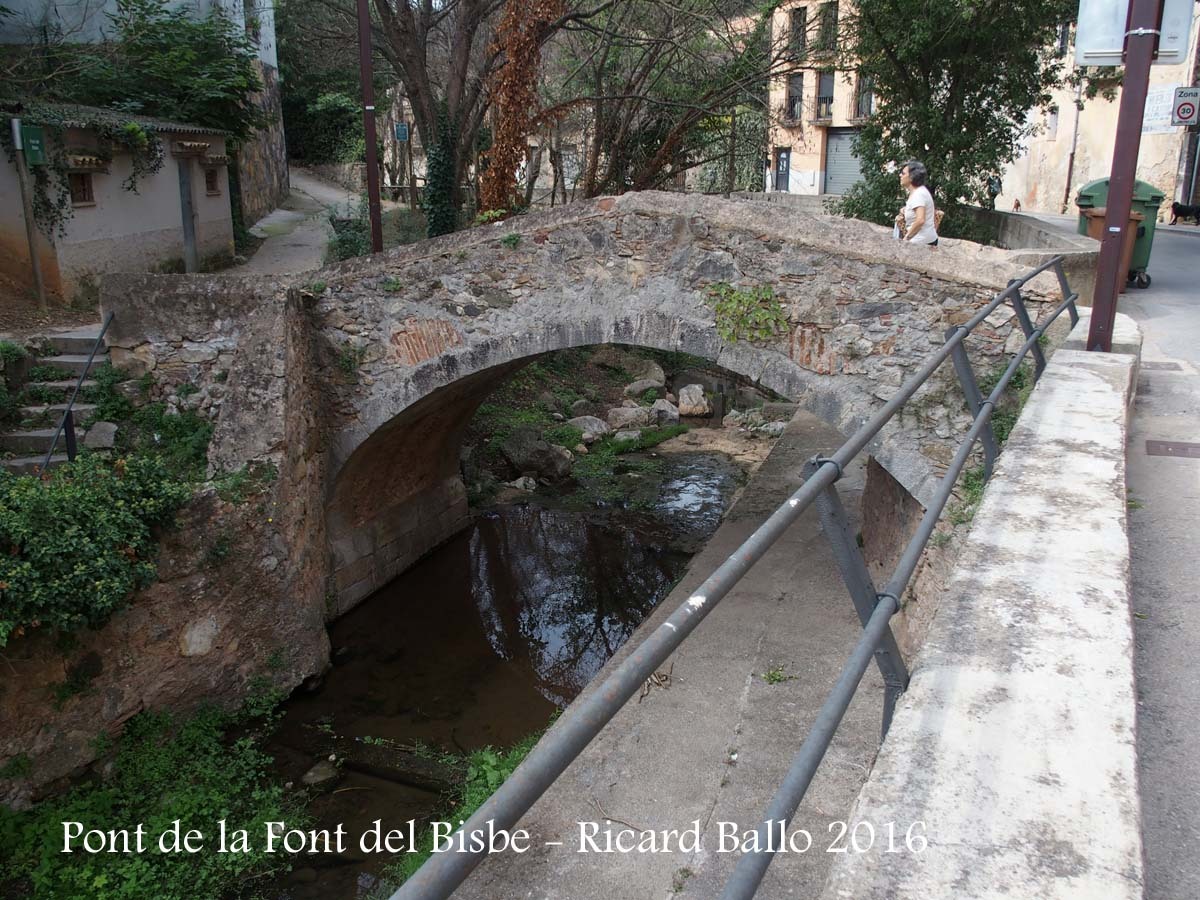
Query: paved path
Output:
[[457, 412, 885, 900], [1119, 229, 1200, 900], [231, 168, 362, 276]]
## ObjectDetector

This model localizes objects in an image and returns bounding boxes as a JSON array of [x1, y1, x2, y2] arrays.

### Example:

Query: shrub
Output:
[[0, 707, 299, 899], [708, 283, 787, 343], [0, 454, 191, 646]]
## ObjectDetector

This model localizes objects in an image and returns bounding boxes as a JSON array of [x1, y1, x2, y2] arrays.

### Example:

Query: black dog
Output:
[[1170, 201, 1200, 225]]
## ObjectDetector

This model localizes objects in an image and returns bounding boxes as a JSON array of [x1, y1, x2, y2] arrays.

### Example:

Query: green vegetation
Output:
[[307, 281, 327, 295], [500, 233, 522, 249], [570, 425, 689, 507], [213, 461, 278, 504], [671, 866, 695, 893], [0, 754, 32, 780], [382, 729, 543, 889], [0, 707, 299, 899], [761, 665, 796, 685], [0, 454, 191, 646], [337, 344, 368, 380], [382, 277, 404, 292], [708, 283, 787, 343], [977, 363, 1034, 447], [948, 465, 988, 526]]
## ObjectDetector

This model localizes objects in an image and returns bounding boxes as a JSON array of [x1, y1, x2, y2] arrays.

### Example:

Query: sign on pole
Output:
[[394, 121, 409, 142], [1173, 86, 1200, 126], [20, 124, 46, 166], [1076, 0, 1194, 66]]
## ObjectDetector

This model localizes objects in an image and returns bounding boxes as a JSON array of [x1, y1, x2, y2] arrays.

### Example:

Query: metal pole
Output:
[[11, 117, 47, 309], [1087, 0, 1160, 352], [1189, 127, 1200, 205], [1061, 81, 1084, 214], [355, 0, 384, 253]]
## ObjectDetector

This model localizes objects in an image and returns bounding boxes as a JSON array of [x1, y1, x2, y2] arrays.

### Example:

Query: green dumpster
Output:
[[1075, 178, 1166, 288]]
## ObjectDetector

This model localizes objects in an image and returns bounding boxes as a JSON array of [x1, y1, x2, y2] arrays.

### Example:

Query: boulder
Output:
[[613, 430, 642, 444], [84, 421, 118, 449], [677, 384, 711, 417], [606, 406, 654, 430], [759, 421, 787, 437], [627, 359, 667, 387], [506, 476, 538, 492], [500, 426, 573, 481], [623, 378, 663, 398], [570, 398, 601, 418], [650, 399, 680, 426], [566, 415, 611, 444]]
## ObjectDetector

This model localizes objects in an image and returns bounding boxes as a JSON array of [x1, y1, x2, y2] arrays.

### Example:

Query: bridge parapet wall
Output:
[[822, 312, 1143, 899]]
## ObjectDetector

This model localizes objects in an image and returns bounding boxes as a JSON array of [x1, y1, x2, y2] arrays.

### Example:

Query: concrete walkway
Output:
[[231, 168, 362, 276], [457, 412, 885, 900], [1119, 229, 1200, 900]]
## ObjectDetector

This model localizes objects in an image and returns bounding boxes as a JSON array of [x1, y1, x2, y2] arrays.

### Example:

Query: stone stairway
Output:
[[1, 325, 116, 475]]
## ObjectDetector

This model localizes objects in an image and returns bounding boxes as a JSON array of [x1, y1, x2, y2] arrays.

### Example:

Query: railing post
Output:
[[1007, 278, 1047, 380], [945, 325, 997, 480], [803, 458, 909, 738], [1051, 260, 1079, 327], [63, 410, 77, 462]]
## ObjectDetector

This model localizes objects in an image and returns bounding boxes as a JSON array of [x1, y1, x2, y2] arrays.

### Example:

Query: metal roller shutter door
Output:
[[824, 128, 863, 195]]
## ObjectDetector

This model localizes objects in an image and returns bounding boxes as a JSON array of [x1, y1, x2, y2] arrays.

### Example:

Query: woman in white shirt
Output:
[[893, 160, 939, 246]]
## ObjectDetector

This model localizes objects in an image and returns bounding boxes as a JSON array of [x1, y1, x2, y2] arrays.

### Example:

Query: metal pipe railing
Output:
[[40, 311, 115, 472], [390, 256, 1077, 900]]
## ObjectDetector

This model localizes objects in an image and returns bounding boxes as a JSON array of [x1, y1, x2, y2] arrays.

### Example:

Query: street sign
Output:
[[1076, 0, 1194, 66], [1173, 86, 1199, 126], [394, 122, 409, 142], [20, 124, 46, 166]]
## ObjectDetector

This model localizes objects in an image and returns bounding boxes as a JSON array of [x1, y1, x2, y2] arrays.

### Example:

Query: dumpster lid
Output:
[[1132, 179, 1166, 202], [1083, 206, 1145, 221]]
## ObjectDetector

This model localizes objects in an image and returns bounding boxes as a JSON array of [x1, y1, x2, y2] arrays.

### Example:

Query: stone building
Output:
[[999, 20, 1200, 215], [0, 105, 234, 304], [0, 0, 289, 227], [765, 0, 872, 197]]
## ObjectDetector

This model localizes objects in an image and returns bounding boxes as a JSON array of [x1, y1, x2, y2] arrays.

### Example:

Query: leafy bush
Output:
[[0, 454, 191, 646], [327, 204, 372, 262], [126, 404, 215, 481], [0, 707, 299, 899], [708, 283, 787, 343]]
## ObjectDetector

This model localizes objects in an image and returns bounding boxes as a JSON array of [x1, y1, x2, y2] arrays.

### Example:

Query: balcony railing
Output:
[[814, 95, 834, 120]]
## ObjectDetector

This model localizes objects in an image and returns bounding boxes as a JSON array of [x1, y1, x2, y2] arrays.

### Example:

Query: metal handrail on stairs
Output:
[[39, 311, 115, 473]]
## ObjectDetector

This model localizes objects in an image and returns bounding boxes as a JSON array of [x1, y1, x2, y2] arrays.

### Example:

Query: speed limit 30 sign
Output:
[[1174, 86, 1199, 126]]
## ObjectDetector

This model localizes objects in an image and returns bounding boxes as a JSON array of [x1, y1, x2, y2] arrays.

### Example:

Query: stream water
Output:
[[265, 448, 744, 899]]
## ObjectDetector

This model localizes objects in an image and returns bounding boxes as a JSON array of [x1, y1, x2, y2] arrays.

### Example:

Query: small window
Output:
[[816, 1, 838, 51], [816, 70, 835, 120], [205, 168, 221, 195], [789, 7, 807, 56], [786, 73, 805, 121], [854, 75, 875, 119], [68, 172, 94, 206]]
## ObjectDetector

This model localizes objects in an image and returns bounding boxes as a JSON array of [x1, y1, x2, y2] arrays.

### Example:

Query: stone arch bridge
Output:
[[102, 191, 1067, 619]]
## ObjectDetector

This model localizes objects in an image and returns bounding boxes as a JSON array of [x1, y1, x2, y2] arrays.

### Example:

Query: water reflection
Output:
[[470, 505, 681, 706]]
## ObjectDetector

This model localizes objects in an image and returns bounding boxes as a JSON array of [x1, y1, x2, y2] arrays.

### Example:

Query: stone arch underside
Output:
[[320, 191, 1055, 612]]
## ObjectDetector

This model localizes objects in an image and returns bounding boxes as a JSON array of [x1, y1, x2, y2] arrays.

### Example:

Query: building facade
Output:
[[765, 0, 871, 197], [0, 0, 288, 227], [1000, 20, 1200, 216], [1, 106, 234, 304]]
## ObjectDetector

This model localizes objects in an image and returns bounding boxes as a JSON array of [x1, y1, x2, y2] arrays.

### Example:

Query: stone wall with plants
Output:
[[0, 282, 330, 808]]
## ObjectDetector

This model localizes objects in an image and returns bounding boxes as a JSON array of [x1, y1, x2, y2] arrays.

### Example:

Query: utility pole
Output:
[[10, 118, 47, 308], [1086, 0, 1160, 352], [355, 0, 384, 253]]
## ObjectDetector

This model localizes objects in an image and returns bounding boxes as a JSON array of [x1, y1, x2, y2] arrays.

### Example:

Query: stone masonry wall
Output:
[[0, 283, 330, 808], [236, 64, 290, 227]]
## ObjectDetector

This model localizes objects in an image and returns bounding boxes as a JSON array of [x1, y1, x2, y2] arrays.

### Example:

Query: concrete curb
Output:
[[822, 313, 1144, 899]]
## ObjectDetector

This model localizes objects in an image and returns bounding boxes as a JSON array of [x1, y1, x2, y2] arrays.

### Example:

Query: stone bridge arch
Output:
[[319, 192, 1061, 612]]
